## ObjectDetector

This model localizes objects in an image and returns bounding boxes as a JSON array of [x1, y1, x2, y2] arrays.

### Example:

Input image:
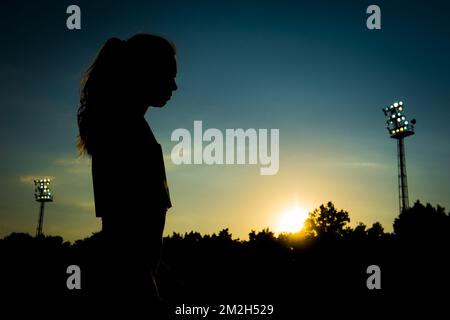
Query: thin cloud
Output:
[[54, 156, 91, 174], [322, 161, 385, 168], [19, 175, 56, 185], [345, 162, 381, 167], [76, 201, 95, 211]]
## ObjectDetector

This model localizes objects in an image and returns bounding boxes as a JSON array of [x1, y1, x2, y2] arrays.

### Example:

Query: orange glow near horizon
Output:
[[276, 205, 309, 234]]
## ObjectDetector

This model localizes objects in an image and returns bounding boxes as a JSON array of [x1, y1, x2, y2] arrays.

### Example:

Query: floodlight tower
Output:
[[34, 178, 54, 236], [382, 101, 416, 215]]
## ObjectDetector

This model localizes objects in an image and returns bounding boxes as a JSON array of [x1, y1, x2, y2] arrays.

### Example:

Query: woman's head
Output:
[[77, 34, 177, 155], [126, 34, 178, 108]]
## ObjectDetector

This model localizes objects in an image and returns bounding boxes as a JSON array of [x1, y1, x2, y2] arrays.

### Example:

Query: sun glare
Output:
[[277, 205, 309, 234]]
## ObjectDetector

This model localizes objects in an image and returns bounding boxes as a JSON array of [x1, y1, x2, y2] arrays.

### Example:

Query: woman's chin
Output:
[[151, 101, 168, 108], [152, 97, 171, 108]]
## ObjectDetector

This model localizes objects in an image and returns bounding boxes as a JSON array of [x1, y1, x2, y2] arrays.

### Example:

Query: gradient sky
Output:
[[1, 0, 449, 242]]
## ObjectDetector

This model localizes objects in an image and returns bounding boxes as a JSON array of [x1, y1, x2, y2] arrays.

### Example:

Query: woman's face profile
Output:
[[142, 55, 178, 108]]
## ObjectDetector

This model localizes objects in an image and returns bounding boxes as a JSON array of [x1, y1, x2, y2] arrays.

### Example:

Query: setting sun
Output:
[[277, 205, 309, 234]]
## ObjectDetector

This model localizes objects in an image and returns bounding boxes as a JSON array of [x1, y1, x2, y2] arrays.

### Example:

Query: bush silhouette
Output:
[[2, 200, 450, 318], [394, 200, 450, 241]]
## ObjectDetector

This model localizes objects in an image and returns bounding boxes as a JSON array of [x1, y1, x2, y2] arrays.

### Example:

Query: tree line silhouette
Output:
[[1, 200, 449, 318]]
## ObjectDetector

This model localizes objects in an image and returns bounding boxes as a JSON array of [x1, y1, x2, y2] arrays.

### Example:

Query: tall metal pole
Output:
[[36, 201, 45, 236], [383, 101, 415, 216], [397, 137, 409, 214]]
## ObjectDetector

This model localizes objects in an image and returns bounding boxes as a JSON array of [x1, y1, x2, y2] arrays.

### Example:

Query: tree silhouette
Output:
[[348, 222, 367, 241], [367, 222, 384, 239], [216, 228, 233, 241], [3, 199, 450, 318], [394, 200, 450, 241], [249, 228, 275, 243], [184, 231, 202, 243], [303, 201, 350, 238]]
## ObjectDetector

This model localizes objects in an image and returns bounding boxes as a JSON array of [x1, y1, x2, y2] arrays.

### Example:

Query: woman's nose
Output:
[[172, 80, 178, 91]]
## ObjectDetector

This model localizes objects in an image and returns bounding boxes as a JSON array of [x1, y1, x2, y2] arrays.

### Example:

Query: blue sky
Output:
[[1, 0, 449, 241]]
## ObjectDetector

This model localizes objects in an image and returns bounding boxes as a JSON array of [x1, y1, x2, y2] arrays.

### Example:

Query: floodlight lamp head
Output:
[[382, 101, 416, 139], [34, 178, 54, 202]]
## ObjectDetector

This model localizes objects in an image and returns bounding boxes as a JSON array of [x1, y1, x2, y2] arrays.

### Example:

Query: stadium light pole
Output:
[[34, 178, 54, 237], [382, 101, 416, 215]]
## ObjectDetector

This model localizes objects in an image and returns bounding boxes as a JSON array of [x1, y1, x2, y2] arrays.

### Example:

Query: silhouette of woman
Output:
[[76, 34, 177, 315]]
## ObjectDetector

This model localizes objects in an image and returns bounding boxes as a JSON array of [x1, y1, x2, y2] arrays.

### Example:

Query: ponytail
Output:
[[77, 37, 127, 155], [77, 34, 176, 156]]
